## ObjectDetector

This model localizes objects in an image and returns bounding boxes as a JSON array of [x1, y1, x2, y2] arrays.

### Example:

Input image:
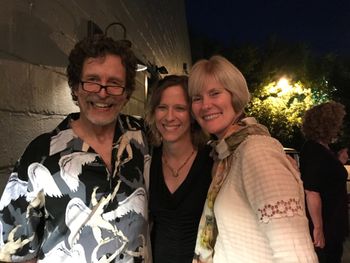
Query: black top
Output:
[[149, 145, 213, 263], [300, 140, 349, 242]]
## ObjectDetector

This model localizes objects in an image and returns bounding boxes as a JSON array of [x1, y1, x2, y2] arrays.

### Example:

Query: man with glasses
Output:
[[0, 35, 151, 262]]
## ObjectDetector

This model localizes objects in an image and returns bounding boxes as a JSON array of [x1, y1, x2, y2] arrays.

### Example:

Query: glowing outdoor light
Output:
[[277, 78, 289, 89], [276, 77, 292, 96]]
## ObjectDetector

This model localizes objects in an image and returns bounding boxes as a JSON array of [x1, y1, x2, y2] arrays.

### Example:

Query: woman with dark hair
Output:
[[146, 75, 213, 263], [300, 101, 349, 263]]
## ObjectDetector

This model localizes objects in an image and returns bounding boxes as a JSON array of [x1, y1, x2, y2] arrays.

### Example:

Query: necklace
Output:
[[162, 149, 195, 177]]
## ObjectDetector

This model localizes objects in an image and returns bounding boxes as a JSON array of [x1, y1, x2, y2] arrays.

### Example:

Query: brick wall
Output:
[[0, 0, 191, 191]]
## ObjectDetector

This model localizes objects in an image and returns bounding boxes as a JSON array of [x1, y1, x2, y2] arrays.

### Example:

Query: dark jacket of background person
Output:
[[300, 101, 349, 263], [301, 140, 349, 241]]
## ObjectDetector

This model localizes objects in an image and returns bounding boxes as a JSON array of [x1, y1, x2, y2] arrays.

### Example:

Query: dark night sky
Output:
[[185, 0, 350, 55]]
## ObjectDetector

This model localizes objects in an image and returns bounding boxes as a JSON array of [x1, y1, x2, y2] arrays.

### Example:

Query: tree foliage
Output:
[[189, 34, 350, 148], [246, 78, 330, 146]]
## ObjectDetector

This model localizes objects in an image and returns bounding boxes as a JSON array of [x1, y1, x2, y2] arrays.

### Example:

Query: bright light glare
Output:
[[277, 78, 289, 89], [277, 78, 292, 95]]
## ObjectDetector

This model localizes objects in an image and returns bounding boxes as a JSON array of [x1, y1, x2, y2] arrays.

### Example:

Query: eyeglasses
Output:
[[80, 81, 125, 96]]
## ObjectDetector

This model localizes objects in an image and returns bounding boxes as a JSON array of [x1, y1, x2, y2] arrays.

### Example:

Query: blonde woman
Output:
[[189, 55, 317, 262]]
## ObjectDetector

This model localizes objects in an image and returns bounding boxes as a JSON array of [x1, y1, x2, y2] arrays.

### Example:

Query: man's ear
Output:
[[71, 84, 80, 104], [74, 83, 80, 92]]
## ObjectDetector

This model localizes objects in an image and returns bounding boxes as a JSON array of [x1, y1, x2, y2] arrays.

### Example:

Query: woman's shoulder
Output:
[[234, 135, 288, 165], [301, 140, 322, 152], [241, 134, 283, 152], [300, 140, 327, 159], [150, 146, 162, 161], [199, 143, 212, 154]]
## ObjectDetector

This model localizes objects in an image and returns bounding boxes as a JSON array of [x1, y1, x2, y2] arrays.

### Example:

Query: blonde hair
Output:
[[188, 55, 251, 113]]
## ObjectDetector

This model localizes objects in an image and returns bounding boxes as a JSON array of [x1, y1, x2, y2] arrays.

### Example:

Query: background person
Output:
[[0, 35, 151, 262], [189, 55, 317, 262], [146, 75, 213, 263], [300, 101, 349, 263]]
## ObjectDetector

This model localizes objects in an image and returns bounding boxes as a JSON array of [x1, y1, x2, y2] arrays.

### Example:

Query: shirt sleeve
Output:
[[240, 136, 317, 262], [0, 134, 49, 262]]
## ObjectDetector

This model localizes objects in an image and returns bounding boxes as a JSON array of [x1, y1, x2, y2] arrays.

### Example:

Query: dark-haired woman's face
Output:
[[155, 85, 191, 144]]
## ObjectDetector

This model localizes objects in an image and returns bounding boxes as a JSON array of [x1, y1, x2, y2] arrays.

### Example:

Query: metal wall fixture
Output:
[[87, 20, 148, 72], [87, 20, 103, 36]]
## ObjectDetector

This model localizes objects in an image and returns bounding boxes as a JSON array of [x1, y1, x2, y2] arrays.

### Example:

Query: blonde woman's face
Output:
[[191, 76, 237, 139]]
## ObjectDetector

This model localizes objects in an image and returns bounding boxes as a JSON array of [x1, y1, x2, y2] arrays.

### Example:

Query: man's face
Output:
[[74, 54, 128, 128]]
